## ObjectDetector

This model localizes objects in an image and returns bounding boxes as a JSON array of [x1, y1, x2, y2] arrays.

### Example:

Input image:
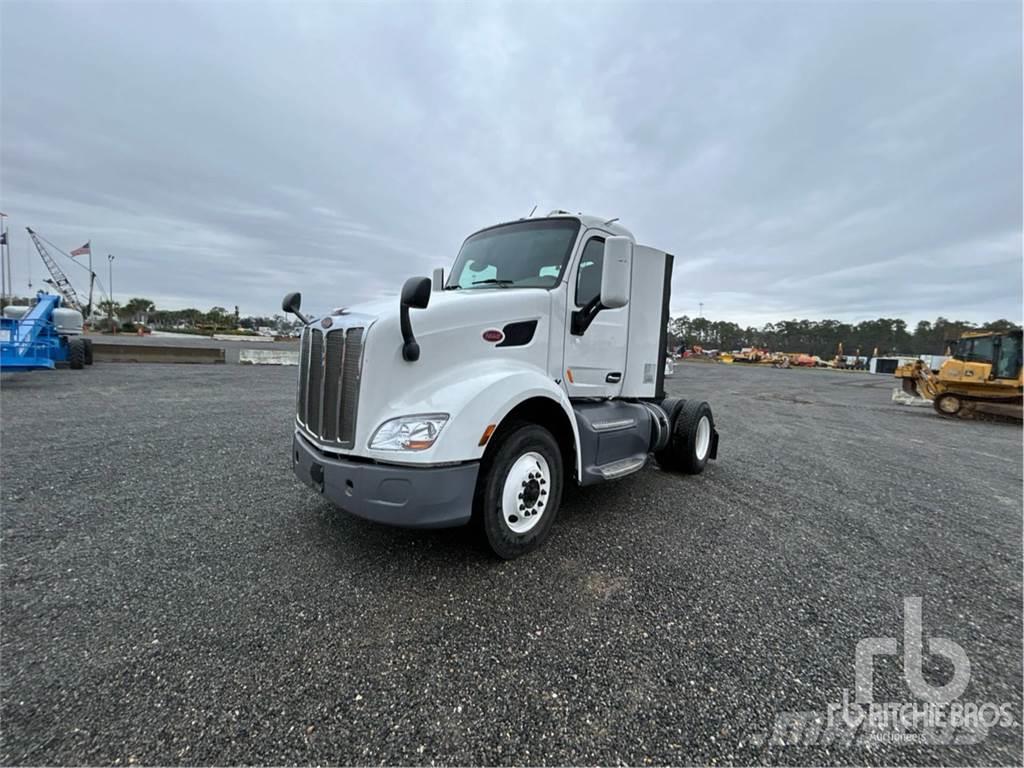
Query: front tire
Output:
[[83, 338, 94, 365], [68, 338, 86, 370], [477, 424, 563, 559], [934, 393, 962, 417]]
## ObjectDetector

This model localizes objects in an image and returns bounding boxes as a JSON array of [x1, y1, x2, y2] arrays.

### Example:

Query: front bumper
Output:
[[291, 431, 478, 528]]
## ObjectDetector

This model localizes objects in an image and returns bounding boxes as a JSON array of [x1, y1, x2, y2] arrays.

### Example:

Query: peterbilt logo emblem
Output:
[[482, 329, 504, 343], [321, 317, 333, 329]]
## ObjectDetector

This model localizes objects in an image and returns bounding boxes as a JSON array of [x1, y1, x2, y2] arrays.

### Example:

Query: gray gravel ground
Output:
[[1, 362, 1020, 766]]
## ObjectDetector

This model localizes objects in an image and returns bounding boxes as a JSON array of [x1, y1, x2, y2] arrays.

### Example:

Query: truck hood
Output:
[[329, 288, 553, 346]]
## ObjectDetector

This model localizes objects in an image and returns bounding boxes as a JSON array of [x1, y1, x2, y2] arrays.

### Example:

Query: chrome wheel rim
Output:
[[695, 415, 711, 460], [502, 451, 550, 534]]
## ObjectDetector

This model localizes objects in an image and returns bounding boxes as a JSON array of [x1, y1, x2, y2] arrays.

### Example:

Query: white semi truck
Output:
[[284, 211, 718, 558]]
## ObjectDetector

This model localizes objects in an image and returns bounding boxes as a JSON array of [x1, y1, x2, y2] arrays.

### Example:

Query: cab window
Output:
[[575, 238, 605, 306], [955, 336, 995, 363], [994, 333, 1022, 379]]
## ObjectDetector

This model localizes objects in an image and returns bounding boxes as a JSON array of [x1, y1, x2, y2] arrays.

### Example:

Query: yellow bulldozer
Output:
[[894, 329, 1022, 420]]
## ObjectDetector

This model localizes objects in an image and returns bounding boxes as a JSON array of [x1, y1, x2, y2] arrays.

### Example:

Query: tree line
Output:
[[668, 316, 1022, 357], [3, 294, 297, 333]]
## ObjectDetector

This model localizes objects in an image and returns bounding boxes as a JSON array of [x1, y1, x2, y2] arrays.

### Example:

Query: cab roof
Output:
[[478, 211, 635, 241]]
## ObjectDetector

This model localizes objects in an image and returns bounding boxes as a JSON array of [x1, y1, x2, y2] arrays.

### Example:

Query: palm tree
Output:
[[120, 297, 156, 325]]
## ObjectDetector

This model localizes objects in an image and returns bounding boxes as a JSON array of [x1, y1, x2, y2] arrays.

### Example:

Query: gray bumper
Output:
[[291, 431, 478, 528]]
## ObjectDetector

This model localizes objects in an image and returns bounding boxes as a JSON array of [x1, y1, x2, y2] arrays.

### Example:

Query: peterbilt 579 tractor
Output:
[[284, 211, 719, 558]]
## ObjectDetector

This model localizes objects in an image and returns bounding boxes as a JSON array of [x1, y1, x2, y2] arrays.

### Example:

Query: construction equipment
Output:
[[894, 329, 1022, 419], [25, 228, 86, 313], [0, 291, 93, 371], [25, 227, 101, 320], [731, 346, 769, 364]]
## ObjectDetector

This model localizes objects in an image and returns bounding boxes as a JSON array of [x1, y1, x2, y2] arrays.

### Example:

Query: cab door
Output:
[[563, 234, 628, 398]]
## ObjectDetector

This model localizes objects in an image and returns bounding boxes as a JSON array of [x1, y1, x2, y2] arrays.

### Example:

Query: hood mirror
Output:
[[400, 276, 432, 361], [281, 292, 310, 325]]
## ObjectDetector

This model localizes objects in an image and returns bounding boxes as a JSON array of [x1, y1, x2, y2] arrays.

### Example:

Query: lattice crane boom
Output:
[[25, 227, 83, 312]]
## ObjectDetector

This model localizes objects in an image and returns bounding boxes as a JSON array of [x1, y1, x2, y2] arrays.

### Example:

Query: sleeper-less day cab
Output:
[[283, 212, 719, 558]]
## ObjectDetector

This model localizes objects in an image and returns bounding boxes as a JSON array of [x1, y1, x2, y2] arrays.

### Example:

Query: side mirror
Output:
[[400, 276, 432, 361], [401, 276, 431, 309], [281, 291, 310, 325], [600, 236, 632, 309]]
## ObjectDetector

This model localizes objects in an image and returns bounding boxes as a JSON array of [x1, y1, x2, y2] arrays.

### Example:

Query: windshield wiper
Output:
[[471, 278, 514, 288]]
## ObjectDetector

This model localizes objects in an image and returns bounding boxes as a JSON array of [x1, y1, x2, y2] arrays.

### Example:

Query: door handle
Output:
[[605, 371, 622, 383]]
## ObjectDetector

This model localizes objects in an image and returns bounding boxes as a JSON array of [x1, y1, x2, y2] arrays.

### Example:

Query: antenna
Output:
[[528, 205, 537, 218], [603, 217, 620, 226]]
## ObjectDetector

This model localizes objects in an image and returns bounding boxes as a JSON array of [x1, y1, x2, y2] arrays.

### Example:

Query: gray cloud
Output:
[[1, 0, 1020, 326]]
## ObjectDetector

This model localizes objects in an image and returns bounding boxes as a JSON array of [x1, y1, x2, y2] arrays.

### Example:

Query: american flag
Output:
[[70, 241, 91, 257]]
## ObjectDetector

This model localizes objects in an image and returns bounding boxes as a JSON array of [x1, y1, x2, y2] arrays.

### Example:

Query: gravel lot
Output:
[[1, 362, 1021, 765]]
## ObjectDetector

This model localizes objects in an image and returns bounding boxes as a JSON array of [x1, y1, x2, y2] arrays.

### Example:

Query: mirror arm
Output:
[[400, 303, 419, 361], [570, 295, 604, 336]]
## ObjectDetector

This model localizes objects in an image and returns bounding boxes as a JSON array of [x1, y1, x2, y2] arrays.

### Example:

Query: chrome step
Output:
[[596, 455, 647, 480]]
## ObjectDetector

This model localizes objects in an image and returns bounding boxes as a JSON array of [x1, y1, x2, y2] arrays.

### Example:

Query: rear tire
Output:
[[68, 338, 86, 370], [83, 338, 94, 365], [656, 400, 715, 474], [477, 423, 563, 559], [654, 397, 685, 468]]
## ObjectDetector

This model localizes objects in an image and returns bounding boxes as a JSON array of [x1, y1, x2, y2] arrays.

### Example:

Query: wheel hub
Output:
[[502, 452, 550, 534], [521, 478, 541, 508]]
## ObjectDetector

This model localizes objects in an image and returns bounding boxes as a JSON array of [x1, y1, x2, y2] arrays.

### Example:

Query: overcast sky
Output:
[[1, 1, 1021, 326]]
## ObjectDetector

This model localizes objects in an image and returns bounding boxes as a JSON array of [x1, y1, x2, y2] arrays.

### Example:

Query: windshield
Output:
[[954, 335, 996, 363], [446, 219, 581, 290]]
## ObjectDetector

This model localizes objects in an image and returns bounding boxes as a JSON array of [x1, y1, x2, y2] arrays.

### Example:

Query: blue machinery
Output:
[[0, 292, 91, 371]]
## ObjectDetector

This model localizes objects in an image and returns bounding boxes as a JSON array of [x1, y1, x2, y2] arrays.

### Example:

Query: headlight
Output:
[[369, 413, 449, 451]]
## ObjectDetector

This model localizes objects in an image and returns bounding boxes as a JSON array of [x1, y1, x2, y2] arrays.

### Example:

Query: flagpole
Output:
[[0, 218, 6, 306], [0, 213, 7, 308], [108, 254, 115, 333], [88, 250, 94, 319]]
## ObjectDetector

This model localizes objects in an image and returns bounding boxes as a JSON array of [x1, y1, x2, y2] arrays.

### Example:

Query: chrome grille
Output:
[[297, 325, 364, 447]]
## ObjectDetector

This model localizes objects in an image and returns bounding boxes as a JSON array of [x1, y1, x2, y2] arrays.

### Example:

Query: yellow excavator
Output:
[[894, 329, 1022, 420]]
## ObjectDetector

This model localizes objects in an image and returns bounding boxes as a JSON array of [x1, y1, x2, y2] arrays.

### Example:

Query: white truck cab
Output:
[[285, 212, 718, 558]]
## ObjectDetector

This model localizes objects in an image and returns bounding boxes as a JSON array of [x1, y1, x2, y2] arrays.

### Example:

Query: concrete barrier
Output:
[[212, 334, 274, 342], [91, 342, 225, 364], [239, 349, 300, 365]]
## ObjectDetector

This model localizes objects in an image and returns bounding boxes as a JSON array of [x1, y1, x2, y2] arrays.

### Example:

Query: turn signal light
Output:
[[478, 424, 497, 446]]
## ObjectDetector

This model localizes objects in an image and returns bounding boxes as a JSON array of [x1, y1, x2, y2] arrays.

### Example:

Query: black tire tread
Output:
[[654, 397, 686, 470], [675, 400, 713, 474], [68, 338, 86, 370], [477, 423, 563, 560]]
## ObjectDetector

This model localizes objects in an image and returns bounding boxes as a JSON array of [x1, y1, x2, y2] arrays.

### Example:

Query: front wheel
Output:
[[68, 338, 87, 370], [477, 424, 563, 559], [83, 338, 94, 365], [934, 393, 962, 417]]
